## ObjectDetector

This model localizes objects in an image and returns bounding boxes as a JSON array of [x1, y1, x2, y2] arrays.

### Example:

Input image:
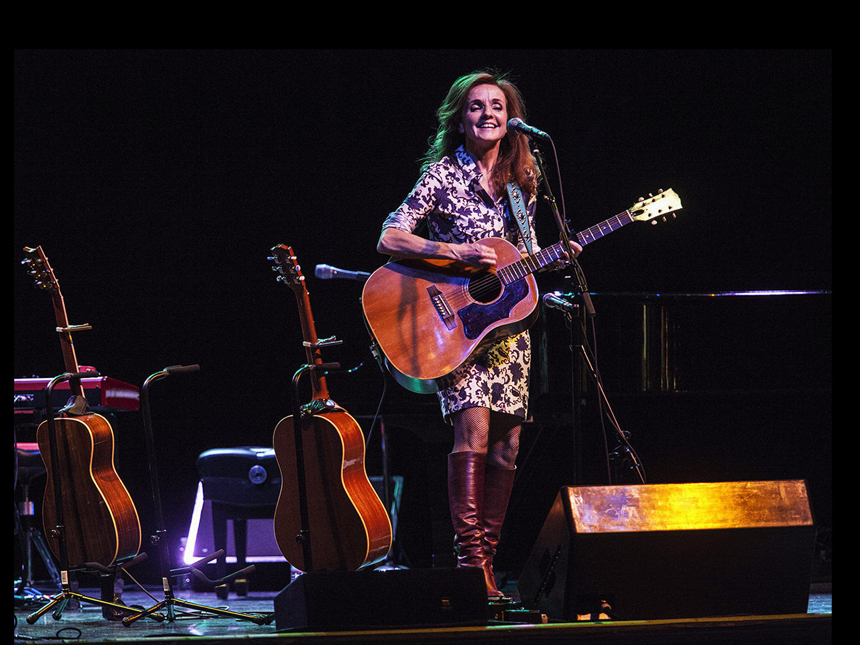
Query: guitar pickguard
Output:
[[458, 279, 529, 340]]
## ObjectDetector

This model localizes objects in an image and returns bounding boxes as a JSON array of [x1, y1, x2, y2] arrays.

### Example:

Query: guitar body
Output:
[[362, 190, 684, 393], [362, 237, 539, 393], [36, 412, 142, 568], [272, 408, 392, 572]]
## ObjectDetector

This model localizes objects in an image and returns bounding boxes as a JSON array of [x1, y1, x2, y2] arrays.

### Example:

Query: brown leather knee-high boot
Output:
[[482, 462, 516, 598], [447, 451, 495, 595]]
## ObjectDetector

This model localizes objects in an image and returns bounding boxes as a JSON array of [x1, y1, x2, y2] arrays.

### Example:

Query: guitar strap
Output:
[[506, 182, 545, 381], [506, 182, 532, 255]]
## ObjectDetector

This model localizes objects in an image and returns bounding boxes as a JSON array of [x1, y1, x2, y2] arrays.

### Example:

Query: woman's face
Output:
[[459, 83, 508, 152]]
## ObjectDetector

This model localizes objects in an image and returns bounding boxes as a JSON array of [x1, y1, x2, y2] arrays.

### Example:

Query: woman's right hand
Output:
[[450, 241, 497, 269]]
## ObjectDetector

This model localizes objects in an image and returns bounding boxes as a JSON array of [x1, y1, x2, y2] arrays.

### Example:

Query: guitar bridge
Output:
[[427, 285, 457, 330]]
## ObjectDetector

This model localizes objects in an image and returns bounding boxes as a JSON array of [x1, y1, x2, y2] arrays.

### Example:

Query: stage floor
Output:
[[14, 579, 831, 645]]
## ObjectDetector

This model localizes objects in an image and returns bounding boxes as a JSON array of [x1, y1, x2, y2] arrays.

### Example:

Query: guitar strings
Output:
[[445, 215, 626, 307], [427, 206, 652, 317], [441, 242, 568, 310]]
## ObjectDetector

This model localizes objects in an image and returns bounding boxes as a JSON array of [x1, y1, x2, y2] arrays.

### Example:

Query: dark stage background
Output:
[[14, 50, 831, 583]]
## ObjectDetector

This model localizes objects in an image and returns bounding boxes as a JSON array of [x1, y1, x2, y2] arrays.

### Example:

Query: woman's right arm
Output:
[[377, 227, 497, 268]]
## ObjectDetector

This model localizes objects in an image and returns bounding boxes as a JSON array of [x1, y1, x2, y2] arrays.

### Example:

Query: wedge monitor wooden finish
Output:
[[517, 481, 816, 620]]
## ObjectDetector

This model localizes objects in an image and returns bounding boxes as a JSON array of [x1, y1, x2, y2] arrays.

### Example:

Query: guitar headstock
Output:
[[22, 246, 60, 294], [629, 188, 683, 224], [270, 244, 306, 294]]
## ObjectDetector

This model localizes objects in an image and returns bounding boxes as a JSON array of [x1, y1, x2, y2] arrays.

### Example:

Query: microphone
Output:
[[507, 117, 550, 140], [542, 292, 577, 314], [314, 264, 371, 282]]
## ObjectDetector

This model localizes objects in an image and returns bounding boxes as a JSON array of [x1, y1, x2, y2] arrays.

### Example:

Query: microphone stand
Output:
[[530, 136, 645, 485], [364, 328, 405, 571], [121, 365, 271, 626], [528, 137, 589, 485]]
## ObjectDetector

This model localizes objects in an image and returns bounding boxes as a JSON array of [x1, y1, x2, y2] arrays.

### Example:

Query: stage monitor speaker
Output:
[[274, 567, 488, 631], [517, 480, 816, 621]]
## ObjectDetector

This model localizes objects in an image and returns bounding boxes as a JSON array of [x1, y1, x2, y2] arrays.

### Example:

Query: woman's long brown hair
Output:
[[420, 70, 539, 200]]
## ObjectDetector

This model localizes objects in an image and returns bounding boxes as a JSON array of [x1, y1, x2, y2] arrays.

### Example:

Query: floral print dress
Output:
[[381, 146, 539, 424]]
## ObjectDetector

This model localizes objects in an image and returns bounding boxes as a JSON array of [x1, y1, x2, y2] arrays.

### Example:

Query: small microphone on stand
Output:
[[542, 292, 577, 314], [314, 264, 371, 282]]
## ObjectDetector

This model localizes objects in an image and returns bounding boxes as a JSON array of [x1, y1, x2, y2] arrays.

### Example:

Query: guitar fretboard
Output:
[[498, 210, 633, 285], [576, 210, 635, 246]]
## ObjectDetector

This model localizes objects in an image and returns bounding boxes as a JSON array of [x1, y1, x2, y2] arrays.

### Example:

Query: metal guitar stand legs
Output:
[[120, 365, 271, 627]]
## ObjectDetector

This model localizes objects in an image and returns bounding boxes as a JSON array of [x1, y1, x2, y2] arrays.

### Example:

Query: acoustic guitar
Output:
[[362, 189, 683, 393], [23, 246, 141, 569], [269, 244, 392, 572]]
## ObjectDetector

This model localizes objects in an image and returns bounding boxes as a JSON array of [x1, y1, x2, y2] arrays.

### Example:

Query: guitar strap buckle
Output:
[[506, 183, 532, 255]]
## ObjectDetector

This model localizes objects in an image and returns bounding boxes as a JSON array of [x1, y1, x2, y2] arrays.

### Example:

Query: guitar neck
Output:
[[293, 286, 331, 401], [23, 245, 89, 411], [269, 245, 335, 402], [52, 300, 78, 367], [498, 209, 634, 285], [50, 288, 90, 406]]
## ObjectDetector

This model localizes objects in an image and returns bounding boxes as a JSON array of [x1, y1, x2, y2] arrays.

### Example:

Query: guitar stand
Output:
[[122, 550, 267, 626], [26, 372, 158, 625], [292, 356, 404, 573], [25, 554, 157, 624], [120, 365, 272, 627], [289, 361, 342, 573]]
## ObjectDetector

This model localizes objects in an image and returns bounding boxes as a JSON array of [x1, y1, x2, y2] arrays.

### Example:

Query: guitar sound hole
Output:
[[467, 272, 503, 304]]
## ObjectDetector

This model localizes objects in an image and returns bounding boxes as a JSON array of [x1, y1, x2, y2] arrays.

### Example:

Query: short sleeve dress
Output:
[[381, 146, 539, 424]]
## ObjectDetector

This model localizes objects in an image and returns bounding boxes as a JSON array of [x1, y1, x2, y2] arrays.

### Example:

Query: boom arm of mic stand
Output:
[[141, 364, 201, 545], [144, 366, 257, 587], [123, 364, 272, 626]]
